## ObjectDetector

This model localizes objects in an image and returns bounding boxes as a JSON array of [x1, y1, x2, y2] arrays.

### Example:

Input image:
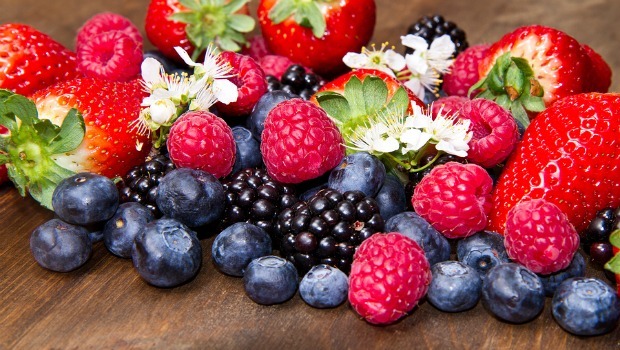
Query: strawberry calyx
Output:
[[469, 52, 545, 129], [170, 0, 255, 59], [268, 0, 328, 38], [604, 229, 620, 274], [0, 89, 84, 209]]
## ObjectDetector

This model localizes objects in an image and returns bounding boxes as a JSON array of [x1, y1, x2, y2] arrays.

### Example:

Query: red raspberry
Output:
[[443, 44, 490, 97], [77, 30, 142, 82], [167, 111, 236, 178], [216, 51, 267, 117], [259, 55, 314, 80], [430, 95, 468, 118], [240, 35, 272, 62], [504, 198, 580, 275], [260, 99, 345, 184], [458, 98, 519, 168], [412, 162, 493, 239], [349, 232, 431, 325], [581, 44, 611, 93], [76, 12, 143, 51]]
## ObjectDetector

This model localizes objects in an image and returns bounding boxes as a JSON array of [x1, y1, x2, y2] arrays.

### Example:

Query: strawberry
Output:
[[604, 230, 620, 296], [581, 44, 612, 93], [473, 25, 588, 128], [487, 93, 620, 234], [257, 0, 376, 77], [0, 23, 79, 96], [145, 0, 254, 62], [0, 78, 151, 209]]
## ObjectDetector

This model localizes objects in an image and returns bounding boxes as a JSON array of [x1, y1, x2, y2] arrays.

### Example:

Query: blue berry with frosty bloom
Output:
[[30, 218, 92, 272], [243, 255, 298, 305], [230, 126, 263, 175], [299, 264, 348, 308], [248, 90, 297, 140], [373, 174, 407, 221], [428, 261, 482, 312], [539, 252, 586, 297], [103, 202, 155, 258], [212, 222, 272, 277], [328, 152, 386, 197], [457, 230, 509, 276]]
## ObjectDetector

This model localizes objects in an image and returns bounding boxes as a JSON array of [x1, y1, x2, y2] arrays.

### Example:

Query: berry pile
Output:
[[582, 207, 620, 266], [118, 153, 175, 215], [266, 64, 325, 100]]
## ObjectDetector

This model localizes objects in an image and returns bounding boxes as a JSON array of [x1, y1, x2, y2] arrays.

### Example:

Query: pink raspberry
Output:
[[443, 44, 490, 97], [259, 55, 313, 80], [430, 95, 469, 118], [504, 199, 580, 275], [260, 99, 345, 184], [412, 162, 493, 239], [167, 111, 236, 178], [216, 51, 267, 117], [77, 30, 142, 81], [240, 35, 272, 61], [349, 232, 431, 325], [76, 12, 143, 51], [459, 98, 519, 168]]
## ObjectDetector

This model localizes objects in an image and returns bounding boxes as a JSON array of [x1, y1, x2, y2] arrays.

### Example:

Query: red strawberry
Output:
[[0, 24, 79, 96], [257, 0, 376, 77], [581, 44, 612, 93], [487, 93, 620, 234], [0, 78, 151, 208], [145, 0, 254, 62]]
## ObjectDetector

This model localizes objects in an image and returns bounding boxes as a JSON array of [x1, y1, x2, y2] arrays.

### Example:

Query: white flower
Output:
[[401, 34, 455, 74], [402, 68, 442, 101], [410, 104, 472, 157], [140, 57, 167, 91], [342, 43, 406, 76], [149, 98, 177, 124], [400, 128, 432, 154], [348, 122, 400, 154]]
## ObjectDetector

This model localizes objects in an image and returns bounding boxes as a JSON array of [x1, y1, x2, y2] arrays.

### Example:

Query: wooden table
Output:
[[1, 1, 619, 349]]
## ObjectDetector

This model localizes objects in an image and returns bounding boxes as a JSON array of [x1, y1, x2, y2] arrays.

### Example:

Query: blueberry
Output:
[[299, 264, 348, 308], [248, 91, 297, 140], [156, 168, 225, 227], [538, 252, 586, 297], [328, 152, 386, 197], [230, 126, 263, 175], [243, 255, 298, 305], [384, 211, 450, 265], [482, 263, 545, 324], [52, 172, 119, 226], [457, 231, 509, 276], [143, 50, 179, 73], [552, 277, 620, 336], [212, 222, 272, 277], [103, 202, 155, 258], [373, 174, 407, 221], [30, 218, 92, 272], [131, 218, 202, 288], [428, 261, 482, 312]]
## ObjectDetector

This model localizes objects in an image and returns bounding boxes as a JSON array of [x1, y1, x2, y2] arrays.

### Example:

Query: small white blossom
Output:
[[400, 128, 432, 154], [342, 43, 406, 77], [348, 123, 399, 154], [149, 99, 177, 124], [403, 68, 442, 100], [401, 34, 455, 74]]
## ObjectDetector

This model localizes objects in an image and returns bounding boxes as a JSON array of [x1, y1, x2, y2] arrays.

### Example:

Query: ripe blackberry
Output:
[[221, 168, 298, 241], [582, 206, 620, 265], [266, 65, 325, 100], [405, 14, 468, 56], [117, 152, 175, 215], [276, 188, 384, 275]]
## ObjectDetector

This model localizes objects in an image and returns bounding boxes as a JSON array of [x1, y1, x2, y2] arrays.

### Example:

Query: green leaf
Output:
[[2, 93, 38, 127], [604, 253, 620, 274], [48, 109, 85, 154], [385, 87, 410, 114], [468, 77, 486, 98], [169, 11, 200, 24], [301, 2, 326, 38], [0, 113, 17, 133], [227, 14, 255, 33], [520, 95, 546, 113], [0, 152, 9, 164], [224, 0, 250, 13], [363, 77, 388, 116], [177, 0, 203, 11], [33, 119, 58, 144], [316, 92, 351, 123], [268, 0, 296, 23], [487, 67, 505, 94], [609, 229, 620, 248], [510, 103, 530, 129], [495, 95, 511, 110], [511, 57, 535, 77], [6, 164, 27, 197], [343, 76, 365, 117], [218, 36, 241, 52], [505, 63, 525, 98]]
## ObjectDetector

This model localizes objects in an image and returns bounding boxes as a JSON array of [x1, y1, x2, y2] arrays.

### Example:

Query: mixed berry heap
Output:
[[582, 206, 620, 266], [265, 64, 325, 100], [405, 15, 468, 56]]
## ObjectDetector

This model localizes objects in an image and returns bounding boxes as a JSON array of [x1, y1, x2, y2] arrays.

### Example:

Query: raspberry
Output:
[[349, 232, 431, 325], [77, 30, 143, 81], [259, 55, 314, 81], [241, 35, 272, 62], [76, 12, 143, 51], [582, 44, 612, 93], [412, 162, 493, 239], [458, 98, 519, 168], [167, 111, 236, 178], [504, 198, 580, 275], [430, 95, 468, 118], [216, 51, 267, 117], [261, 99, 345, 184], [443, 44, 489, 97]]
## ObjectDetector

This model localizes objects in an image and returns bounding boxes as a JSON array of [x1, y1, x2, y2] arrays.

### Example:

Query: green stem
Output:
[[409, 151, 442, 173]]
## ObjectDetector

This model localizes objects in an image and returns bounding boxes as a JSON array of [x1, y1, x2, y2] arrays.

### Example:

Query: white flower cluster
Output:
[[342, 35, 455, 100]]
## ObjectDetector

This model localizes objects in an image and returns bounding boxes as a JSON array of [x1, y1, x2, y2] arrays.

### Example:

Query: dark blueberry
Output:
[[457, 231, 510, 276], [143, 50, 178, 73], [589, 241, 614, 266], [30, 218, 92, 272], [373, 174, 407, 221], [299, 264, 348, 308], [385, 212, 450, 265], [585, 216, 613, 242], [243, 255, 298, 305], [156, 168, 225, 227], [131, 218, 202, 288], [230, 126, 263, 175], [552, 277, 620, 336], [52, 172, 119, 226], [248, 91, 297, 140], [211, 222, 272, 277], [428, 261, 482, 312], [103, 202, 155, 259], [87, 229, 104, 244], [482, 263, 545, 324], [538, 252, 586, 297], [328, 152, 386, 197]]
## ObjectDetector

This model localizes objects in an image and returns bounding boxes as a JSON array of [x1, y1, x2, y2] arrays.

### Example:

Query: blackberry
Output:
[[405, 14, 468, 56], [117, 152, 175, 215], [582, 206, 620, 266], [221, 168, 298, 241], [276, 188, 384, 275], [266, 65, 325, 100]]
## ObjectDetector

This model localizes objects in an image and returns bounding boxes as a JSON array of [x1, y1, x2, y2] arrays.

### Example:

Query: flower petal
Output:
[[401, 34, 428, 51], [429, 35, 456, 60], [174, 46, 198, 67], [405, 52, 429, 75], [149, 99, 178, 124], [374, 136, 400, 153], [404, 78, 426, 101], [213, 79, 239, 104], [342, 52, 369, 68], [384, 50, 406, 71]]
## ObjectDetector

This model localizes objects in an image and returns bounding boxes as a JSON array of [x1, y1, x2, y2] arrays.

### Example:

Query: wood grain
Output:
[[1, 1, 619, 349]]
